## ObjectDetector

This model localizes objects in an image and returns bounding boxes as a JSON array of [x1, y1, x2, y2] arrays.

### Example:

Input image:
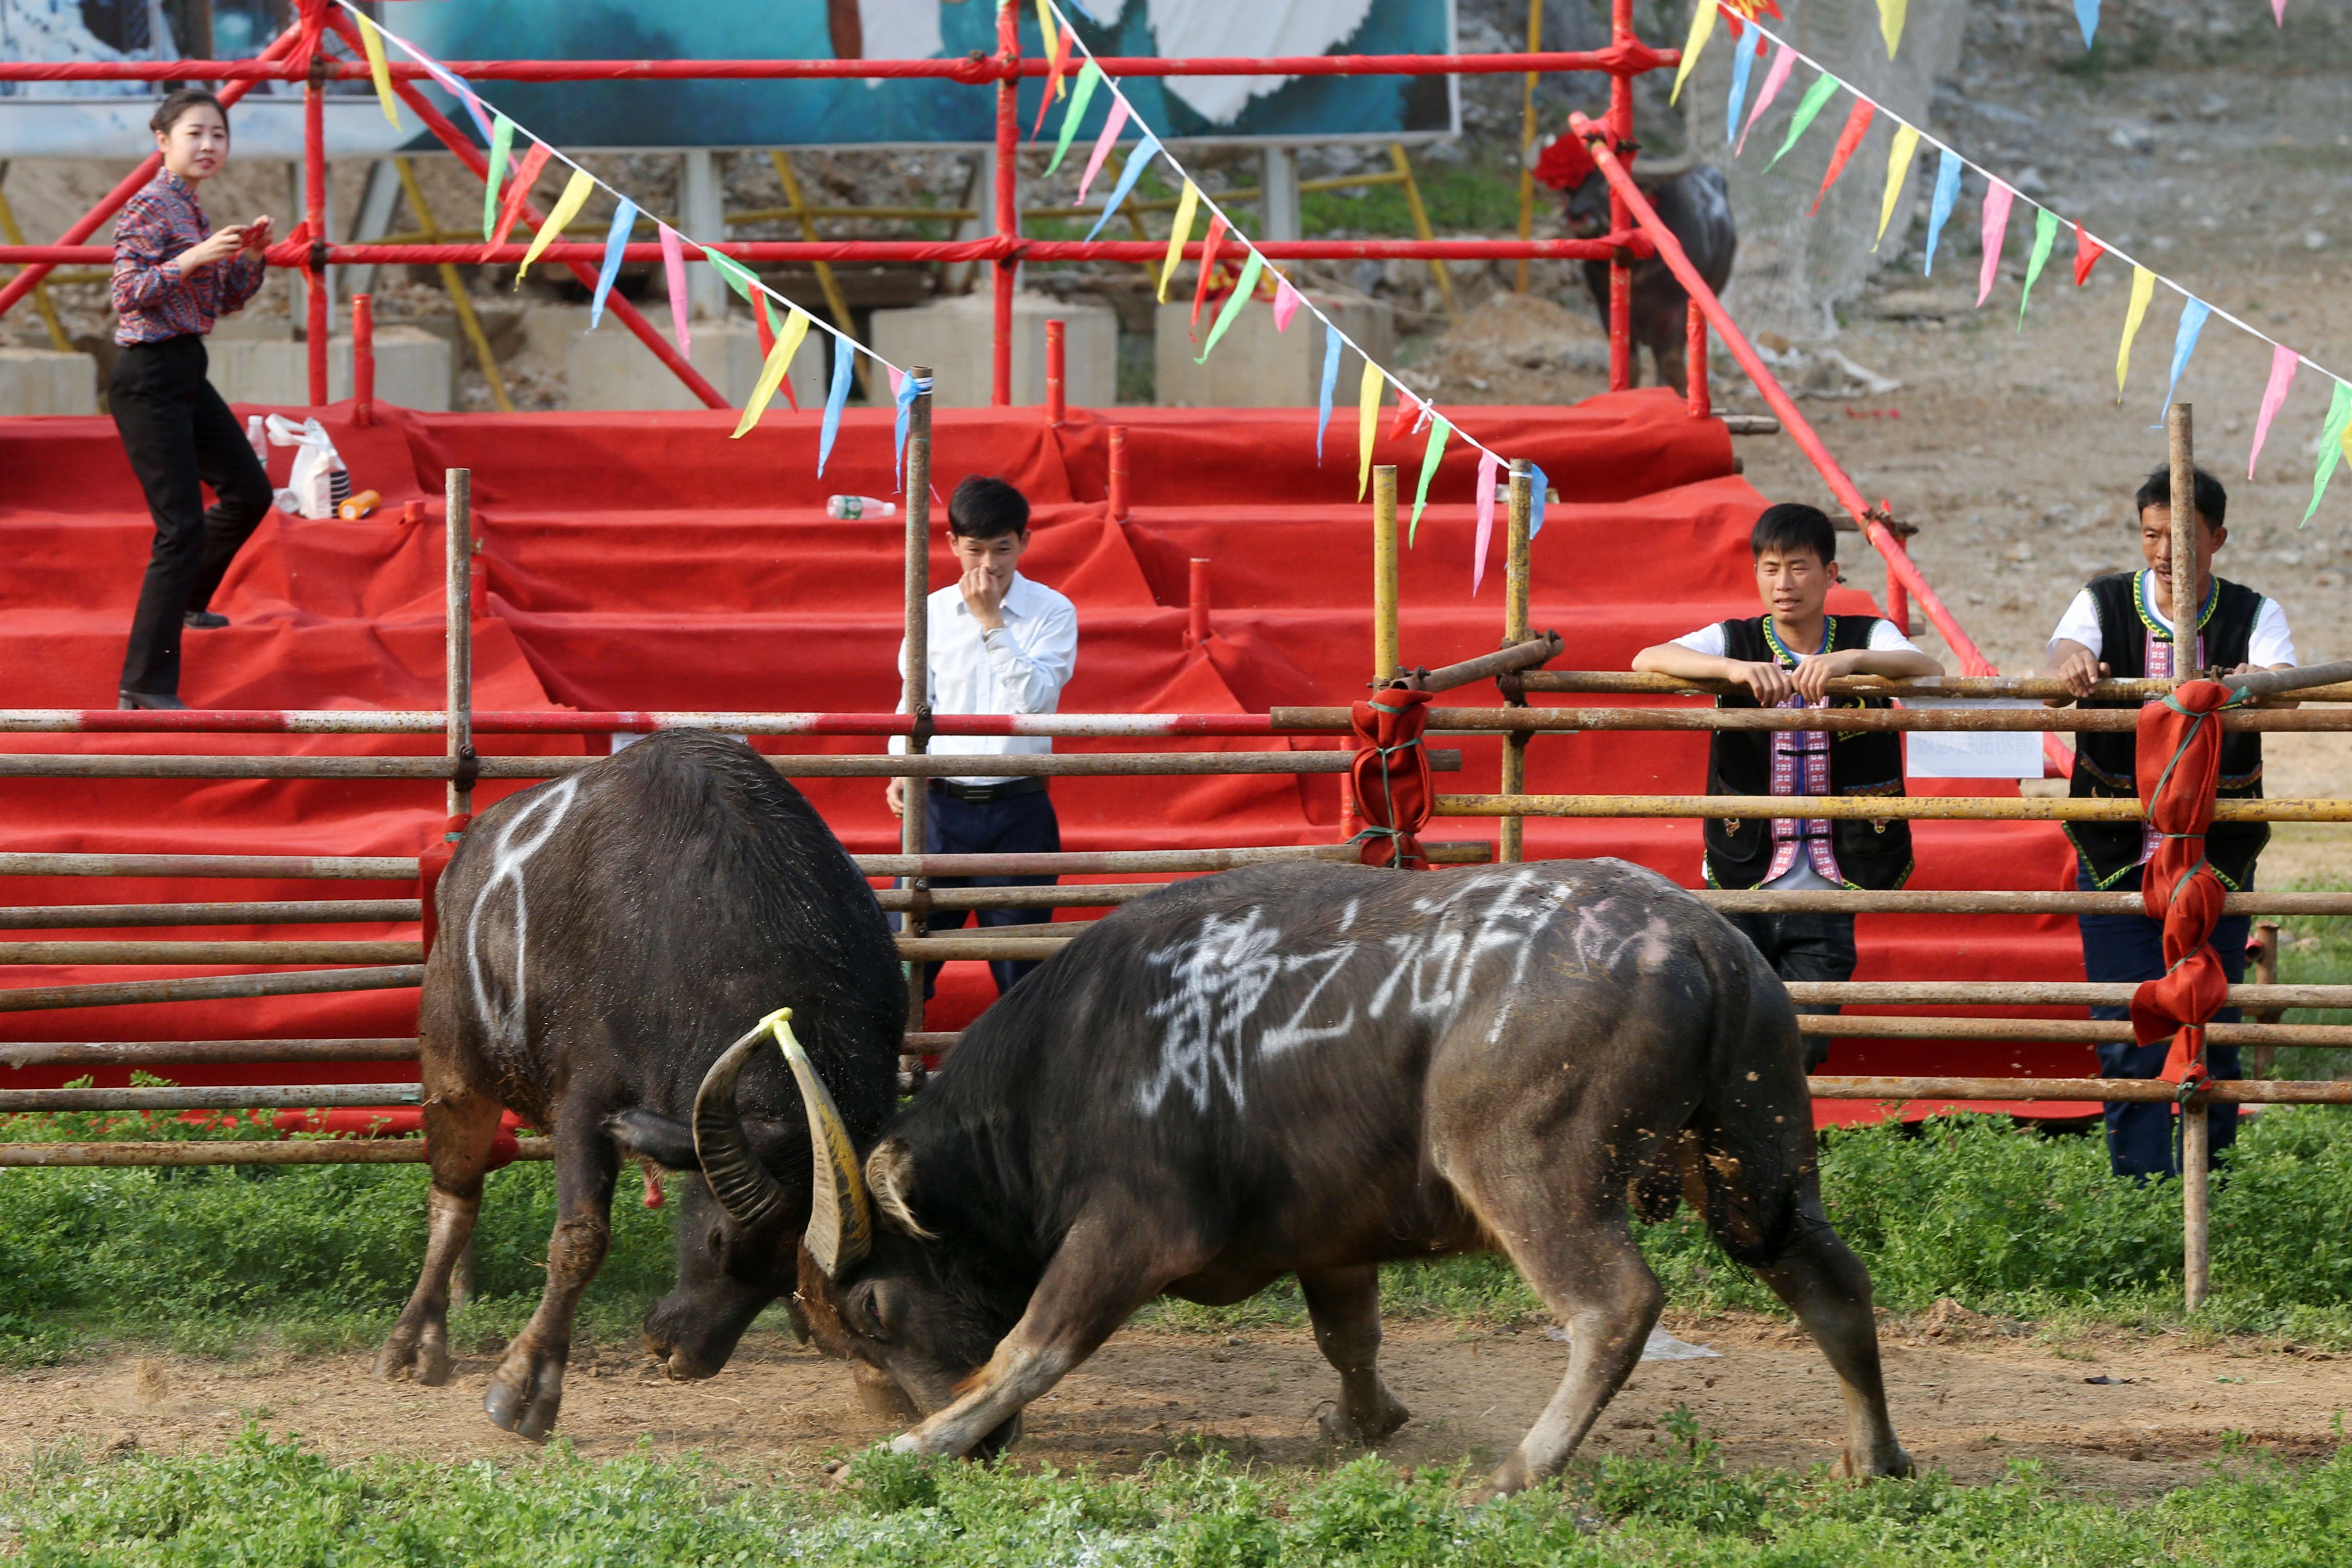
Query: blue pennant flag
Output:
[[893, 369, 933, 491], [1084, 133, 1162, 243], [2157, 296, 2212, 422], [590, 199, 636, 329], [817, 332, 854, 478], [1314, 325, 1342, 465], [2074, 0, 2101, 48], [1528, 463, 1550, 540], [1726, 26, 1764, 146], [1922, 151, 1963, 277]]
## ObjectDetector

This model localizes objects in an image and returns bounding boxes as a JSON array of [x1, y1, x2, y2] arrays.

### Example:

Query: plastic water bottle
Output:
[[827, 495, 896, 521], [245, 415, 267, 466]]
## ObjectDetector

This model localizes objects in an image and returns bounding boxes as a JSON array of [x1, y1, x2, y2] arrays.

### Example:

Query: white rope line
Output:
[[333, 0, 909, 378], [1723, 5, 2348, 391]]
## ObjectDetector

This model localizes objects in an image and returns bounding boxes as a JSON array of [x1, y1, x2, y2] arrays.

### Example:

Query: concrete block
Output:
[[565, 318, 822, 412], [518, 305, 596, 376], [0, 348, 98, 415], [1154, 294, 1395, 408], [869, 292, 1118, 409], [204, 329, 452, 411]]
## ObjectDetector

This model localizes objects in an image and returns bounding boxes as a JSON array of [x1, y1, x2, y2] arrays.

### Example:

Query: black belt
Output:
[[929, 776, 1048, 804]]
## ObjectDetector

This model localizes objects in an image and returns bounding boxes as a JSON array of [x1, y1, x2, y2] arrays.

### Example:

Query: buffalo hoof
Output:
[[1316, 1388, 1410, 1448], [1835, 1444, 1915, 1480], [373, 1326, 451, 1387], [484, 1346, 565, 1440]]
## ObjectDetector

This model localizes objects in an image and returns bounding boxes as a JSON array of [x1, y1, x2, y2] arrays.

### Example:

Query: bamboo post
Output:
[[1500, 460, 1534, 864], [2183, 1090, 2211, 1311], [1372, 466, 1400, 685], [2169, 404, 2200, 659], [445, 468, 472, 820], [902, 367, 934, 1082]]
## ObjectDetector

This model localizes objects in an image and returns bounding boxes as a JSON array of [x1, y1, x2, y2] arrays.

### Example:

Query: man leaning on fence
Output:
[[2036, 465, 2297, 1180]]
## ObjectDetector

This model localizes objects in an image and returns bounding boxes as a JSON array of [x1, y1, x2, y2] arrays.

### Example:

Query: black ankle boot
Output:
[[183, 610, 229, 630], [117, 690, 188, 711]]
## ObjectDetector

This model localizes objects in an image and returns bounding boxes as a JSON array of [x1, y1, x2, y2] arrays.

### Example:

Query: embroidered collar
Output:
[[2132, 569, 2217, 641], [1761, 615, 1832, 667]]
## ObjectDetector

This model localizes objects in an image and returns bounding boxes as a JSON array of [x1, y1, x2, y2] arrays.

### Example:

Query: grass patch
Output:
[[6, 1419, 2352, 1564], [6, 1080, 2350, 1367]]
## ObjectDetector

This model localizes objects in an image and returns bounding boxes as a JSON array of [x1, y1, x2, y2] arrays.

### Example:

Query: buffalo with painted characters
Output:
[[373, 729, 906, 1439], [682, 857, 1913, 1494]]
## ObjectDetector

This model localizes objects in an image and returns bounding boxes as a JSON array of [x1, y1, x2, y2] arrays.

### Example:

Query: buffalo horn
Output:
[[691, 1017, 794, 1230], [772, 1009, 873, 1277]]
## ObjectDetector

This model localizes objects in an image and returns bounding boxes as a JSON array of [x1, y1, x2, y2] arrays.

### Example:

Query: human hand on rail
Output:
[[2049, 646, 2109, 704], [959, 564, 1009, 632], [1729, 659, 1799, 706], [172, 228, 244, 274], [885, 776, 906, 820], [1789, 649, 1866, 704], [239, 216, 274, 254]]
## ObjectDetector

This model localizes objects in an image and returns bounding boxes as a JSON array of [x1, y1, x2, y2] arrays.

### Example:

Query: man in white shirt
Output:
[[888, 476, 1079, 999], [1632, 503, 1944, 1069], [2034, 464, 2295, 1178]]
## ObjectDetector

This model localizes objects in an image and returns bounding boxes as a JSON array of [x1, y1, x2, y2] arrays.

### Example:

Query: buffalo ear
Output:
[[865, 1139, 936, 1240], [607, 1108, 699, 1171]]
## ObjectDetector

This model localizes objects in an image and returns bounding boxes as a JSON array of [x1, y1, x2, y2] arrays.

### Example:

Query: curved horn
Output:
[[691, 1017, 794, 1230], [772, 1010, 873, 1277]]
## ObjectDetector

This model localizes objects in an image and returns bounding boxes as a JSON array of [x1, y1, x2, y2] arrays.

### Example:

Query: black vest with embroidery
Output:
[[1701, 615, 1913, 892], [2067, 571, 2268, 890]]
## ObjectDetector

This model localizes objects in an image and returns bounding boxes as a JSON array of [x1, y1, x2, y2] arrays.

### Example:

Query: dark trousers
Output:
[[2078, 864, 2247, 1179], [109, 335, 272, 697], [1725, 910, 1856, 1071], [902, 786, 1060, 1001]]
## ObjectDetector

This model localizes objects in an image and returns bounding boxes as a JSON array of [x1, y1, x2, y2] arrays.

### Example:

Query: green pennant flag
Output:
[[1767, 74, 1845, 170], [2017, 207, 2060, 327], [1409, 417, 1451, 544], [482, 114, 514, 240], [2305, 379, 2352, 524], [706, 249, 761, 304], [1196, 251, 1265, 364], [1046, 61, 1103, 177]]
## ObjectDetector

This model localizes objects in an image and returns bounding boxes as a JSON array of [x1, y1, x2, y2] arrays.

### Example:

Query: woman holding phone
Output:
[[110, 87, 276, 710]]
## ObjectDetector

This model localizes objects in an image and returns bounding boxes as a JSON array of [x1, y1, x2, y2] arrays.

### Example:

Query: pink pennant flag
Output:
[[2273, 0, 2287, 23], [1472, 449, 1501, 595], [1736, 46, 1797, 157], [1976, 181, 2016, 307], [658, 223, 690, 358], [2248, 344, 2300, 478], [1077, 98, 1130, 202], [889, 366, 906, 399], [1271, 277, 1302, 332]]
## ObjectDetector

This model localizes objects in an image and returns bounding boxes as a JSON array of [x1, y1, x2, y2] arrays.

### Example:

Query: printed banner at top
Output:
[[391, 0, 1457, 148]]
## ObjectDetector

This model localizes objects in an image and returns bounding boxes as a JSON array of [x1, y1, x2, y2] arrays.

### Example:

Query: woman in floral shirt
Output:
[[110, 88, 276, 710]]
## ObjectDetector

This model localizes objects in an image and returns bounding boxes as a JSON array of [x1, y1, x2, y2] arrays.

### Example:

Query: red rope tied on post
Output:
[[1349, 690, 1435, 869], [417, 814, 473, 959], [2128, 679, 2244, 1089]]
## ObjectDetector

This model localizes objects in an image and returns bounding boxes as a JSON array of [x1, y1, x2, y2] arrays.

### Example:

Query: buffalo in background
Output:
[[689, 859, 1912, 1495], [1534, 127, 1737, 396], [374, 731, 907, 1439]]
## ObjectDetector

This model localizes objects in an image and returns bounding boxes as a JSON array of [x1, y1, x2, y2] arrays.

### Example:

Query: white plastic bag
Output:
[[263, 414, 346, 520]]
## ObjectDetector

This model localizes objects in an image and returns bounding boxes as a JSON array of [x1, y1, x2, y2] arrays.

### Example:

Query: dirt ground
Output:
[[5, 1311, 2346, 1496]]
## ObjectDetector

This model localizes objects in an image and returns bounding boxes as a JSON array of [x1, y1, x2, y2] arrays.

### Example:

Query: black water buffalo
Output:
[[373, 730, 905, 1440], [1534, 131, 1736, 396], [691, 858, 1911, 1494]]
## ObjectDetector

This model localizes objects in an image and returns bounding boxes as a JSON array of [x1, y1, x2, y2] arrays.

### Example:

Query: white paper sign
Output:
[[1902, 698, 2046, 779]]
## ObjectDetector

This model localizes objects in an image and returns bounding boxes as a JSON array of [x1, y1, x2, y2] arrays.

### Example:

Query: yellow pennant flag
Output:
[[733, 307, 812, 438], [519, 168, 596, 280], [1873, 125, 1921, 251], [1670, 0, 1717, 105], [1034, 0, 1066, 96], [2114, 266, 2156, 402], [1158, 182, 1199, 303], [1355, 359, 1384, 502], [1876, 0, 1907, 57], [356, 13, 400, 129]]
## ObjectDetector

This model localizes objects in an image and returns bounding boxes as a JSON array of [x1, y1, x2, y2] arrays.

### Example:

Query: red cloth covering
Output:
[[417, 813, 473, 959], [1350, 689, 1435, 869], [2128, 679, 2238, 1085]]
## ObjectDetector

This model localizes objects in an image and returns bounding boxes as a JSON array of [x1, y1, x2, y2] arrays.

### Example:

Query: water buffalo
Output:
[[1533, 130, 1736, 396], [696, 858, 1911, 1494], [373, 730, 905, 1440]]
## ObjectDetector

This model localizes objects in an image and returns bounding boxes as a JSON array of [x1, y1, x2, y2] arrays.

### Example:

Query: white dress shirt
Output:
[[2045, 573, 2295, 668], [891, 572, 1079, 787]]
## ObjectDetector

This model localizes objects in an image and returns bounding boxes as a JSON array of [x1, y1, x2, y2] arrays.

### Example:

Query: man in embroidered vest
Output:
[[2038, 465, 2296, 1179], [1634, 503, 1943, 1069]]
